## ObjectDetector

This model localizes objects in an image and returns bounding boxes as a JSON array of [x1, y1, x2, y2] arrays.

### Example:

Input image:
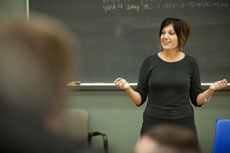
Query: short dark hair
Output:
[[143, 124, 199, 153], [159, 18, 190, 50]]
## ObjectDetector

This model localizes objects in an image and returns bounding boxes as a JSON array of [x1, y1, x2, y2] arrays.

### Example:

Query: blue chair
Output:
[[213, 119, 230, 153]]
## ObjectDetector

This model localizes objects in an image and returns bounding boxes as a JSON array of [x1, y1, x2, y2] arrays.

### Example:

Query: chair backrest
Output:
[[61, 108, 90, 144], [213, 119, 230, 153]]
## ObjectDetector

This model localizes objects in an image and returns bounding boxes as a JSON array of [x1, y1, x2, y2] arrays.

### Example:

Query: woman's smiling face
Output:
[[160, 24, 179, 51]]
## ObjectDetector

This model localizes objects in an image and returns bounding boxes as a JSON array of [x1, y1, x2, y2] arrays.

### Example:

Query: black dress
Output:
[[135, 53, 202, 135]]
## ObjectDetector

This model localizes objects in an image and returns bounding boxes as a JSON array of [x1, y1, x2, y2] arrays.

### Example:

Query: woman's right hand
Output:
[[114, 78, 130, 89], [209, 79, 227, 91], [114, 77, 142, 105]]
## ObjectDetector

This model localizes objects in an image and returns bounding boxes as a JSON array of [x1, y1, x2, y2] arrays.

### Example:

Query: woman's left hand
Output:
[[209, 79, 228, 91]]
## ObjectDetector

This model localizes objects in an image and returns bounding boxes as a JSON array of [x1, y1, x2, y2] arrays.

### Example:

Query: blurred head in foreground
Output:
[[135, 124, 200, 153], [0, 14, 79, 152]]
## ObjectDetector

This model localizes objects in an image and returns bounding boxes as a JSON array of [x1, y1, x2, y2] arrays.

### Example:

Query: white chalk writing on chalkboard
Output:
[[30, 0, 230, 82], [101, 0, 230, 14]]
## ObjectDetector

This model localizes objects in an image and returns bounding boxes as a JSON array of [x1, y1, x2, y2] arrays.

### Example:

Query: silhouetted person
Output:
[[0, 14, 97, 153], [135, 124, 200, 153]]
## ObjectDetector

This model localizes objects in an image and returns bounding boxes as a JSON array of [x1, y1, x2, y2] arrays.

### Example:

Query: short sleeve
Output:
[[135, 57, 153, 106], [189, 59, 202, 107]]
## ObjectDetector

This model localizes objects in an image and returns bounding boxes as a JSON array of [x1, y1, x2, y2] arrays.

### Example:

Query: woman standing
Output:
[[114, 18, 227, 135]]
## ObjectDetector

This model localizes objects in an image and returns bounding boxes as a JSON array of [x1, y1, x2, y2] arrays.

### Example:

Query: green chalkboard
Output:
[[30, 0, 230, 82]]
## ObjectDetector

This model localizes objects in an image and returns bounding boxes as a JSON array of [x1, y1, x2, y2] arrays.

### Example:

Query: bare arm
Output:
[[114, 78, 142, 105], [196, 79, 227, 105]]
